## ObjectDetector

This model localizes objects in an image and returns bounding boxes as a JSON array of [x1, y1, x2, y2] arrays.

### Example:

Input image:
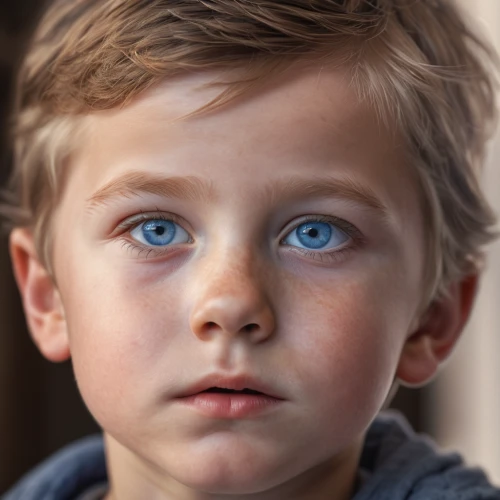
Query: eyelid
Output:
[[279, 214, 364, 245], [115, 212, 361, 241], [113, 211, 193, 239]]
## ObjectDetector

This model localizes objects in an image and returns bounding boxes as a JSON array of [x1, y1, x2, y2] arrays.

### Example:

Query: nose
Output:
[[189, 250, 276, 344]]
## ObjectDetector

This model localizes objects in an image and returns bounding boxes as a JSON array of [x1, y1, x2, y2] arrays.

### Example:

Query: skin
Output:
[[10, 64, 479, 500]]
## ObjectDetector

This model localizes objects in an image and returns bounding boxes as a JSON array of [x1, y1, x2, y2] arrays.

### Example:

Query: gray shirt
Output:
[[74, 482, 108, 500]]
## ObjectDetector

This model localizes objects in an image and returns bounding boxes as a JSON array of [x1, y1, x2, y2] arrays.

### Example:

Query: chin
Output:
[[168, 453, 287, 495]]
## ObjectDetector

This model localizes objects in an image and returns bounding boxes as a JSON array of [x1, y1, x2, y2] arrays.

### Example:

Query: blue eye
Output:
[[283, 221, 349, 251], [130, 219, 190, 247]]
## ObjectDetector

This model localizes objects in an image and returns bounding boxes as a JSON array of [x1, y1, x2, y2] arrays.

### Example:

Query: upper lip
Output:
[[176, 373, 284, 400]]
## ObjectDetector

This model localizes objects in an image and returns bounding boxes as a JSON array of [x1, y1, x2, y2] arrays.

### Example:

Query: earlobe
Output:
[[9, 228, 70, 363], [396, 273, 479, 388]]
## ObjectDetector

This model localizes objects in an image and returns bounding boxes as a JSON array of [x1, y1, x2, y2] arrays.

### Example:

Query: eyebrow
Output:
[[86, 170, 391, 221], [86, 171, 216, 209]]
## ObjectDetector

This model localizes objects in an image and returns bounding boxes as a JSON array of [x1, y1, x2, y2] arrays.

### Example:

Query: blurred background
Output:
[[0, 0, 499, 494], [431, 0, 500, 487]]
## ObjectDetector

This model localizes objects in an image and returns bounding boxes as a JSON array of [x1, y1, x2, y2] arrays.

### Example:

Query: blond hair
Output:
[[2, 0, 499, 309]]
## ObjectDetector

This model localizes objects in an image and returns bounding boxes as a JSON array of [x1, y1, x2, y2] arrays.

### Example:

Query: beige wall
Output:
[[432, 0, 500, 486]]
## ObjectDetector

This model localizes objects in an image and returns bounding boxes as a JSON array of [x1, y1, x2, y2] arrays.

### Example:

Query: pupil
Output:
[[307, 228, 319, 238], [155, 226, 165, 236]]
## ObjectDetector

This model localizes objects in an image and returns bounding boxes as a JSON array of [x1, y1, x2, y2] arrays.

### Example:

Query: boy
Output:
[[2, 0, 500, 498]]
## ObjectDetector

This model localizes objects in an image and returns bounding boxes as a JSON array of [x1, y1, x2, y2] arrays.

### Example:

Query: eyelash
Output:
[[280, 214, 363, 264], [115, 211, 365, 263], [116, 211, 191, 260]]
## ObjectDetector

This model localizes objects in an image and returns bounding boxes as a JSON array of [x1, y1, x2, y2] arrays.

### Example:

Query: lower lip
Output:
[[177, 393, 283, 419]]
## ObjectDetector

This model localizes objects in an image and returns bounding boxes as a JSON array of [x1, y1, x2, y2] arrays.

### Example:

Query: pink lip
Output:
[[178, 392, 283, 419], [174, 374, 285, 419]]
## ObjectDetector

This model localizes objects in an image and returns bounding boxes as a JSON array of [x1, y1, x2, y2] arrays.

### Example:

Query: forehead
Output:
[[71, 64, 422, 235], [80, 65, 409, 185]]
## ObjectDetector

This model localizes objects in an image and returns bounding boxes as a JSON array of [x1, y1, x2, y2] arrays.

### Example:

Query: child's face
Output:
[[51, 65, 426, 495]]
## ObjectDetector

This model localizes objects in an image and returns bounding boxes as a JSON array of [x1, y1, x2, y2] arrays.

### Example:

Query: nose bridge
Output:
[[189, 243, 276, 343]]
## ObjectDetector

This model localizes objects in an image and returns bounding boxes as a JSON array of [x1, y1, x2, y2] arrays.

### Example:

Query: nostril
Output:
[[243, 323, 259, 333], [200, 322, 261, 335]]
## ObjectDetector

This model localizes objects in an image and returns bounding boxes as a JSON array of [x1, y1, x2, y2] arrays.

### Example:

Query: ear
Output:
[[395, 272, 479, 388], [9, 228, 70, 363]]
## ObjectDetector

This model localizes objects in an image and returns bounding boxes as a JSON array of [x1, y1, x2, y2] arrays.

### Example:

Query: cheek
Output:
[[60, 263, 183, 421], [283, 274, 410, 425]]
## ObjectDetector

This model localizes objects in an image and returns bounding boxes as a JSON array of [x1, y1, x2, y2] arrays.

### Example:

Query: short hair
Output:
[[2, 0, 498, 312]]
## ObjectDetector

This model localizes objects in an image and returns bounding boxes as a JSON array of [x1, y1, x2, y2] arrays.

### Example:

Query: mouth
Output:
[[175, 381, 284, 419], [202, 387, 265, 395], [176, 373, 283, 400], [177, 385, 283, 420]]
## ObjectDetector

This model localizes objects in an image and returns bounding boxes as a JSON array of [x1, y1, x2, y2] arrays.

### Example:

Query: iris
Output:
[[294, 222, 332, 249], [141, 220, 176, 246]]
